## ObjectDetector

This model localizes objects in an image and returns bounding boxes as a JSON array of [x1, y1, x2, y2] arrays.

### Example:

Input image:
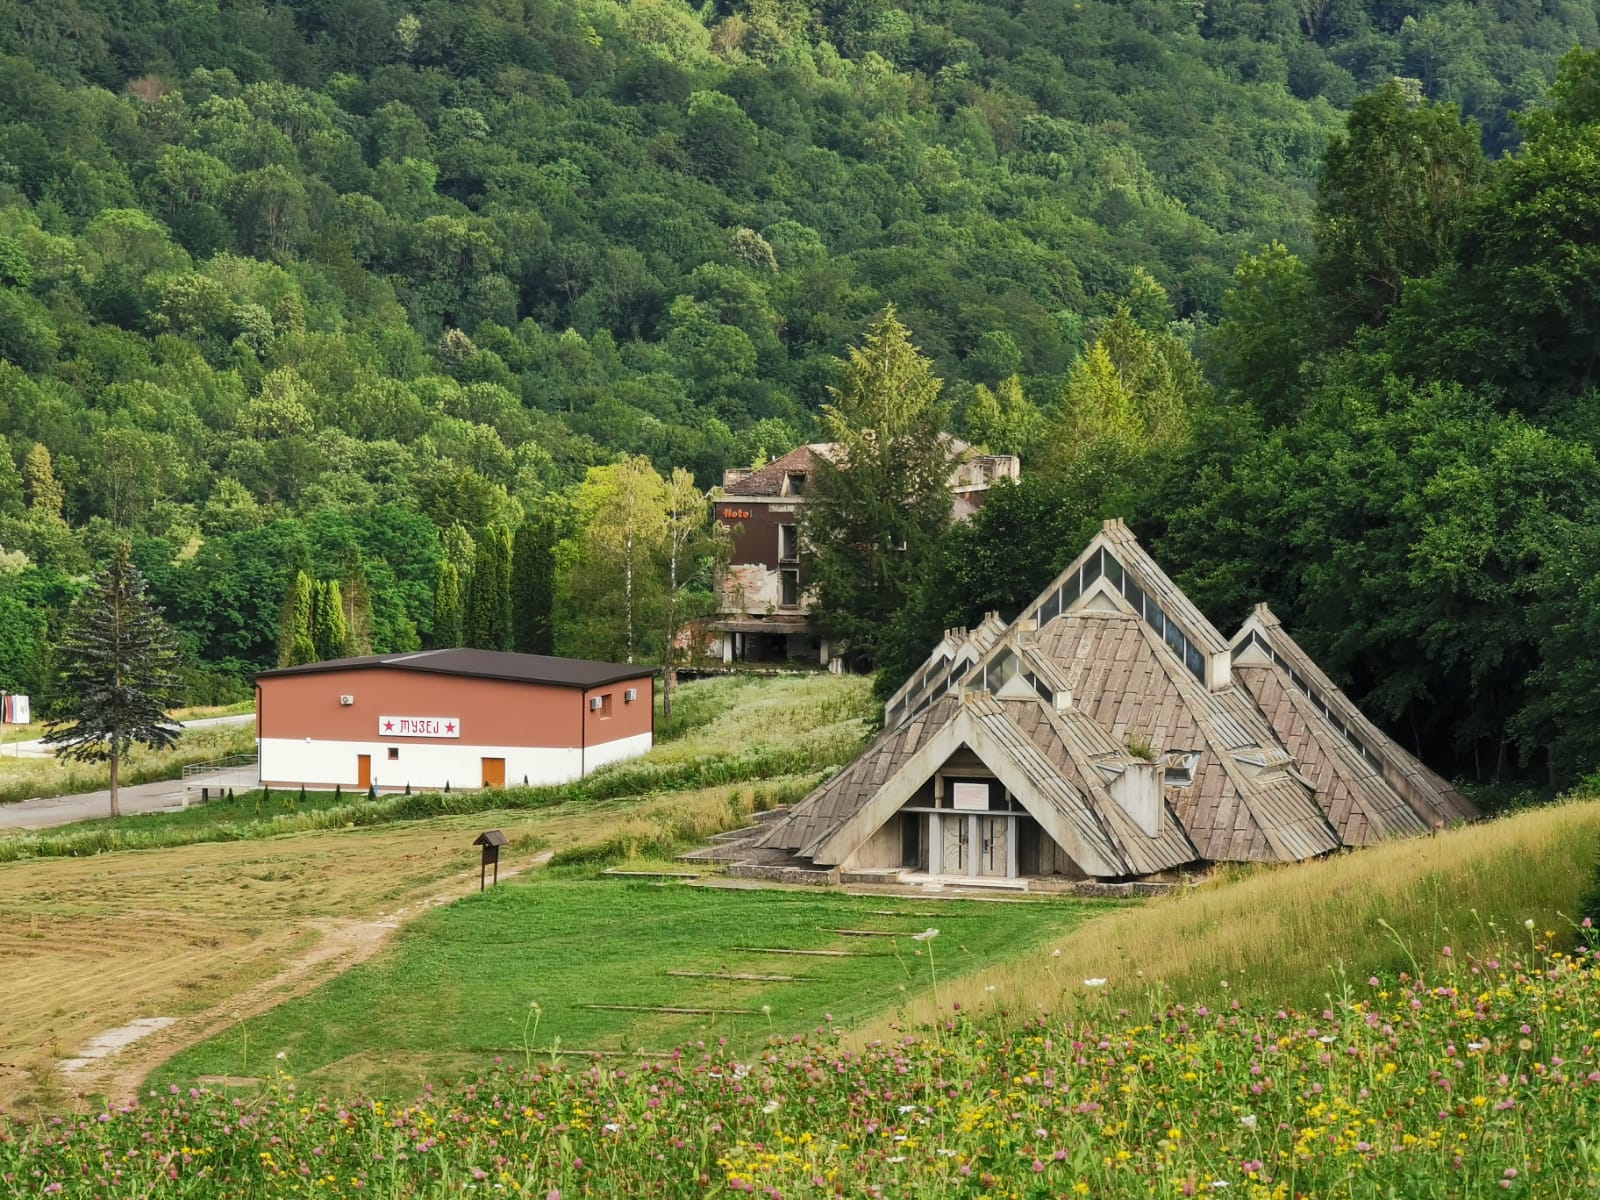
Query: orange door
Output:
[[481, 757, 505, 788], [357, 754, 371, 789]]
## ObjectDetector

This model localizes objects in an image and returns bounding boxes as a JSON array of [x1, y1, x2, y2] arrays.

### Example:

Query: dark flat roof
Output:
[[256, 648, 656, 690]]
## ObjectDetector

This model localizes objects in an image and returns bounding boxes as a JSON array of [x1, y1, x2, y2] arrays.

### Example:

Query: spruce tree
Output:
[[510, 514, 557, 655], [432, 560, 463, 648], [802, 306, 953, 670], [43, 541, 183, 818]]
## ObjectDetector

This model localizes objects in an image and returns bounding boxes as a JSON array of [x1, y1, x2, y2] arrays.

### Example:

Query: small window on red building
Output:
[[387, 747, 399, 760]]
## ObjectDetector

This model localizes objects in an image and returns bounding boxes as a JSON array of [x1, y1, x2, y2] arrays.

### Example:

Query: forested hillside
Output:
[[0, 0, 1596, 783]]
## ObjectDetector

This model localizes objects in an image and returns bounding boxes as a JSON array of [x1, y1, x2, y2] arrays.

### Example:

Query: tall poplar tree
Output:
[[802, 307, 953, 669], [342, 562, 375, 655], [432, 559, 463, 648], [311, 579, 350, 660], [510, 513, 557, 655], [465, 524, 512, 650], [0, 434, 23, 518], [44, 541, 183, 818], [660, 467, 725, 716], [22, 442, 64, 517], [278, 570, 316, 667]]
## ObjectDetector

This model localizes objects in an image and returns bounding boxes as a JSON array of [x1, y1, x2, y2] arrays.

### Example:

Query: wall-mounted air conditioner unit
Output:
[[589, 697, 604, 711], [339, 695, 355, 706], [624, 688, 638, 702]]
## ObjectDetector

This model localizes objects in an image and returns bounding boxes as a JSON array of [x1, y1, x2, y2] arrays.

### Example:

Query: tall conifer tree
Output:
[[433, 560, 463, 648], [43, 542, 183, 818], [278, 570, 316, 667], [312, 579, 350, 660], [465, 524, 511, 650], [511, 514, 557, 655], [802, 306, 952, 669]]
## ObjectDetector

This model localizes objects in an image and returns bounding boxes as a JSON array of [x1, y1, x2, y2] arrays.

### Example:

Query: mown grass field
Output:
[[0, 675, 873, 1111], [6, 860, 1600, 1197], [153, 876, 1097, 1098]]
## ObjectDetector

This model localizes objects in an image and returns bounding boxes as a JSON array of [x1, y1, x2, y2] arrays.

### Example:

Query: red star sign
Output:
[[445, 721, 456, 733], [383, 719, 394, 732]]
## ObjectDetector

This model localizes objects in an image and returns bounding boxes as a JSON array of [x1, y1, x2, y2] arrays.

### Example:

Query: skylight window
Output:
[[1164, 751, 1201, 787], [1032, 549, 1206, 682]]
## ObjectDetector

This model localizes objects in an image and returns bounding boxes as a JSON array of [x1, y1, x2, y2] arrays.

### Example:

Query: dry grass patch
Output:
[[0, 780, 778, 1113], [886, 797, 1600, 1031]]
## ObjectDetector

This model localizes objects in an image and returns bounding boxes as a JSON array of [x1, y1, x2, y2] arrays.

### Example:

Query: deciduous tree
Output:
[[558, 456, 669, 664]]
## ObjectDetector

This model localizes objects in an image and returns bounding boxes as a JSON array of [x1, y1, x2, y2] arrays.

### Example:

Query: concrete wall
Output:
[[848, 817, 907, 870]]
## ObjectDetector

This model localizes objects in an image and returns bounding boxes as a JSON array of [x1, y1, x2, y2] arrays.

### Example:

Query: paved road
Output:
[[0, 713, 258, 831], [1, 712, 254, 759]]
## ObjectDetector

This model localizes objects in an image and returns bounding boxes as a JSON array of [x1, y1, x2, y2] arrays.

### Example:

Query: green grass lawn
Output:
[[154, 872, 1103, 1097]]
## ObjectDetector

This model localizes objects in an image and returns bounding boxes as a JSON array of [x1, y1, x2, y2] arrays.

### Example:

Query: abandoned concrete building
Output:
[[702, 440, 1020, 669], [696, 520, 1476, 890]]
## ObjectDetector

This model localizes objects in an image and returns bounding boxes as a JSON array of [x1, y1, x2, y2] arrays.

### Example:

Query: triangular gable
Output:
[[958, 631, 1075, 710], [756, 697, 958, 856], [805, 695, 1135, 876]]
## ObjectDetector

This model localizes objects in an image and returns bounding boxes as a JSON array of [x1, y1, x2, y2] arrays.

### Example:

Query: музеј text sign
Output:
[[377, 715, 461, 738]]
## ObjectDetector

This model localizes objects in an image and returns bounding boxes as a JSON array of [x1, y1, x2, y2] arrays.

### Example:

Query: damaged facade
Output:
[[702, 441, 1020, 668], [720, 520, 1475, 889]]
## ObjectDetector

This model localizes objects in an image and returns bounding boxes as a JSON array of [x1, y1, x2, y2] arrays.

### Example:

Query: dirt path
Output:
[[82, 851, 552, 1104]]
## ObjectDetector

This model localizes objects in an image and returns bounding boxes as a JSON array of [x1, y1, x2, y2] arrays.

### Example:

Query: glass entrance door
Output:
[[978, 816, 1012, 877]]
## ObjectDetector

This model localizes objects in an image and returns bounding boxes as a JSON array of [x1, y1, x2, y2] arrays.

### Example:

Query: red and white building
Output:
[[255, 649, 655, 792]]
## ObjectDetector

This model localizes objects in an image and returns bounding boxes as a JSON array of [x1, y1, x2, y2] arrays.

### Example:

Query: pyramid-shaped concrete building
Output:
[[748, 520, 1475, 887]]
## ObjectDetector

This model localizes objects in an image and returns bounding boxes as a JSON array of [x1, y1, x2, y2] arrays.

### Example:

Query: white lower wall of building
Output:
[[585, 731, 653, 773], [259, 732, 652, 791]]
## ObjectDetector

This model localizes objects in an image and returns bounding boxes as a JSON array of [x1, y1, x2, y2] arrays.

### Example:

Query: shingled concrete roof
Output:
[[1231, 605, 1476, 835], [757, 521, 1474, 880], [1031, 606, 1341, 863]]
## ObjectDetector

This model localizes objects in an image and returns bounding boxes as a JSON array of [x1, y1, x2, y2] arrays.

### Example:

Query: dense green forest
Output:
[[0, 0, 1596, 784]]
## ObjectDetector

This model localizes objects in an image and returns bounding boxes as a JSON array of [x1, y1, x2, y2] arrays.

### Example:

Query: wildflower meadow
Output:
[[4, 930, 1599, 1198]]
